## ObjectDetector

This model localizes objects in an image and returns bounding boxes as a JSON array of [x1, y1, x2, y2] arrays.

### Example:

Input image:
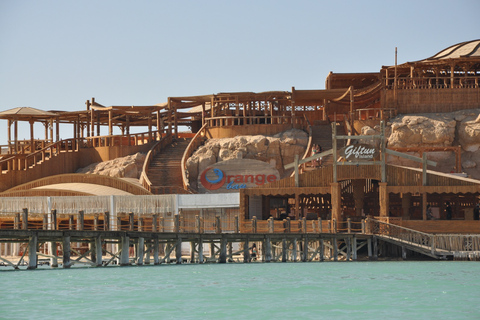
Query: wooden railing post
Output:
[[302, 217, 307, 233], [361, 219, 366, 234], [252, 217, 257, 233], [347, 218, 351, 233], [195, 215, 201, 233], [318, 218, 322, 233], [332, 219, 337, 234], [14, 213, 20, 230], [138, 217, 144, 232], [94, 214, 99, 231], [216, 216, 222, 234], [268, 217, 274, 233], [174, 215, 180, 233], [104, 211, 110, 231], [285, 217, 291, 233], [43, 214, 48, 230], [129, 212, 134, 231], [78, 210, 84, 231], [22, 208, 28, 230], [234, 215, 239, 233], [152, 214, 158, 232], [51, 209, 57, 231], [159, 217, 164, 232], [69, 215, 74, 230]]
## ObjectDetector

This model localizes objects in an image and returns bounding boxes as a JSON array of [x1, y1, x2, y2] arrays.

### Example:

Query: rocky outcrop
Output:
[[360, 108, 480, 178], [186, 129, 308, 190], [76, 152, 146, 179]]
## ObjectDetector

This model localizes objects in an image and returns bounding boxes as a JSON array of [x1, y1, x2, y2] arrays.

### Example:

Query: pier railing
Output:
[[367, 218, 480, 254], [0, 209, 373, 236]]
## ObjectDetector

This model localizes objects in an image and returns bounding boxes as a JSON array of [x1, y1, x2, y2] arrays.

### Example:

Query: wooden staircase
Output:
[[147, 138, 191, 194], [310, 121, 347, 167]]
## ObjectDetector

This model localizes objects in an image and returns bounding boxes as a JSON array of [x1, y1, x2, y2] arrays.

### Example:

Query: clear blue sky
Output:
[[1, 0, 479, 144]]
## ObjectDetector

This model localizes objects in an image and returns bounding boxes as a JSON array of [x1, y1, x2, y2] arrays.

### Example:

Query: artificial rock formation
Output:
[[76, 152, 146, 179], [186, 129, 308, 190], [361, 108, 480, 178]]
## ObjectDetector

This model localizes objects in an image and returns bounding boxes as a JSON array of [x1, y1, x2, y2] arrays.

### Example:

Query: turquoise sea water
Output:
[[0, 262, 479, 320]]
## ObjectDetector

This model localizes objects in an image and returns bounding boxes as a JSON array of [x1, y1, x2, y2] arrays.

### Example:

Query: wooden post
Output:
[[333, 236, 338, 261], [27, 235, 38, 270], [14, 213, 20, 230], [318, 218, 322, 233], [346, 237, 351, 261], [138, 218, 144, 232], [302, 217, 307, 233], [282, 238, 287, 262], [367, 237, 373, 259], [50, 241, 58, 268], [104, 211, 110, 231], [216, 216, 222, 234], [252, 217, 257, 233], [95, 236, 103, 267], [120, 236, 130, 266], [145, 243, 151, 265], [174, 215, 180, 233], [22, 208, 28, 230], [152, 214, 158, 232], [94, 215, 99, 231], [43, 214, 48, 230], [373, 236, 378, 260], [347, 218, 351, 233], [198, 237, 204, 264], [137, 238, 145, 266], [153, 237, 160, 265], [302, 236, 308, 262], [129, 212, 134, 231], [320, 238, 325, 262], [159, 217, 164, 232], [175, 238, 182, 264], [234, 215, 239, 233], [69, 215, 74, 230], [265, 236, 272, 262], [292, 239, 297, 262], [219, 237, 227, 263], [244, 239, 250, 263], [63, 236, 71, 268], [352, 235, 357, 261], [268, 217, 274, 233], [285, 218, 291, 233], [78, 210, 84, 231], [195, 215, 201, 233]]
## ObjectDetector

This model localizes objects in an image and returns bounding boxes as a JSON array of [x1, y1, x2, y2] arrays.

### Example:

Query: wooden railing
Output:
[[140, 133, 173, 193], [367, 218, 480, 254], [293, 114, 312, 176], [385, 76, 480, 90], [1, 130, 163, 174], [181, 123, 208, 192], [205, 115, 306, 128]]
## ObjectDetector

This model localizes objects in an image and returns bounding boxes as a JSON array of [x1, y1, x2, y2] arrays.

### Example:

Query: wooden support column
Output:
[[243, 239, 250, 263], [50, 241, 58, 268], [29, 120, 34, 153], [7, 119, 12, 153], [95, 236, 103, 267], [175, 238, 182, 264], [302, 236, 308, 262], [333, 236, 338, 261], [63, 236, 71, 268], [219, 237, 227, 263], [137, 238, 145, 266], [153, 237, 160, 265], [265, 236, 272, 262], [331, 183, 341, 231], [352, 235, 357, 261], [14, 118, 18, 153], [120, 236, 130, 266], [96, 110, 100, 137], [27, 235, 38, 270], [22, 208, 28, 230], [78, 210, 84, 231], [108, 110, 113, 136], [282, 238, 287, 262], [198, 236, 204, 264], [292, 239, 297, 262], [320, 238, 325, 262], [379, 182, 389, 217]]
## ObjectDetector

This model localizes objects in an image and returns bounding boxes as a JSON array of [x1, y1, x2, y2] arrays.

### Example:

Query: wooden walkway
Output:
[[0, 229, 372, 269]]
